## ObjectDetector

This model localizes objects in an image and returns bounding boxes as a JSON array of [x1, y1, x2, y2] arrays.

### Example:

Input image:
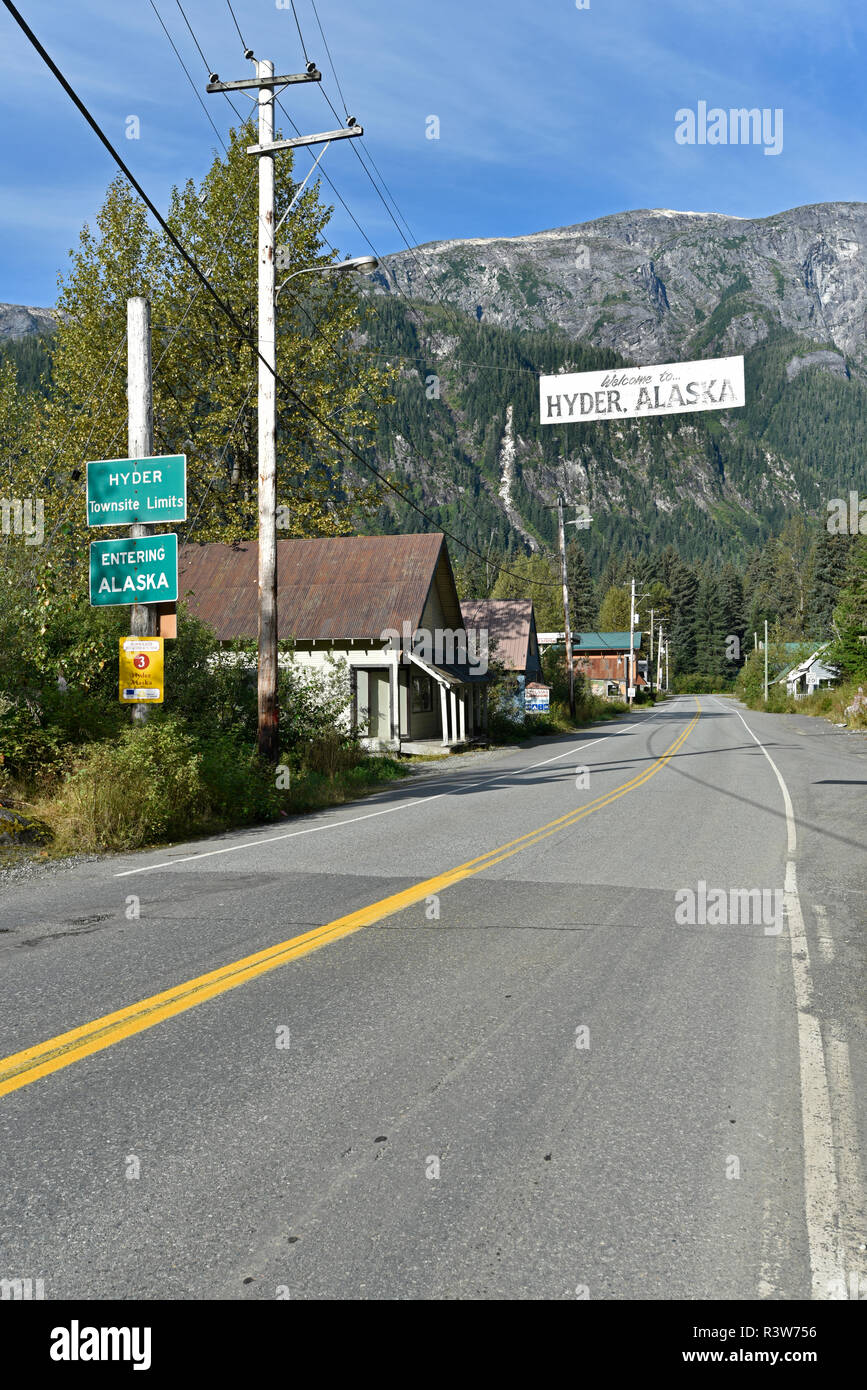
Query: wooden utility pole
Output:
[[649, 607, 655, 699], [556, 494, 575, 718], [764, 618, 769, 704], [256, 58, 279, 763], [656, 624, 664, 692], [127, 296, 156, 725], [206, 56, 362, 762]]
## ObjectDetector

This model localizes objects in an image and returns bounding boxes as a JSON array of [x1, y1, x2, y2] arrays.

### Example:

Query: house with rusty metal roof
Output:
[[460, 599, 543, 714], [178, 533, 490, 753]]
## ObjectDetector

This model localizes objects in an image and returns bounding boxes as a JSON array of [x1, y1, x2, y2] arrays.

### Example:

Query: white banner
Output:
[[540, 355, 744, 424]]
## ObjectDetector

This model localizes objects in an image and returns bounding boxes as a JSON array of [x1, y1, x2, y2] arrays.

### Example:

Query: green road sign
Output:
[[86, 455, 186, 527], [89, 533, 178, 607]]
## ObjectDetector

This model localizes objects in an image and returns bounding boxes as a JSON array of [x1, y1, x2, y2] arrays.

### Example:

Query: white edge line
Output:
[[710, 697, 847, 1300], [113, 703, 668, 879]]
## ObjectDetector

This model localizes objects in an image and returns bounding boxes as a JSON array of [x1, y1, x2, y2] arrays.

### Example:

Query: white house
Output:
[[777, 645, 840, 699], [178, 533, 490, 753]]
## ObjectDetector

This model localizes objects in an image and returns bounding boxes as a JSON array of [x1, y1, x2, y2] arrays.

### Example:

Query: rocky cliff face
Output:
[[0, 303, 55, 341], [374, 202, 867, 372]]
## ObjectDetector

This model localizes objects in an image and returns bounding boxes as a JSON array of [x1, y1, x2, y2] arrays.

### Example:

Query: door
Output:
[[367, 670, 391, 742]]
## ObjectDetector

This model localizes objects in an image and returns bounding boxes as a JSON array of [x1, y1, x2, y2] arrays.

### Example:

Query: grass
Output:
[[739, 682, 867, 730], [2, 745, 411, 861]]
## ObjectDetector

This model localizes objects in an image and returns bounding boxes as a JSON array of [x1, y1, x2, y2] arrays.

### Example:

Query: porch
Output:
[[353, 652, 489, 753]]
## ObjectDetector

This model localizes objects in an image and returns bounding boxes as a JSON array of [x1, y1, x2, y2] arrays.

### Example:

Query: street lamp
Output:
[[256, 252, 377, 762], [276, 253, 378, 299]]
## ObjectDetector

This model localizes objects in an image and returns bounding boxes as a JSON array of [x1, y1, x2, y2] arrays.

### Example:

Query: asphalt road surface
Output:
[[0, 695, 864, 1300]]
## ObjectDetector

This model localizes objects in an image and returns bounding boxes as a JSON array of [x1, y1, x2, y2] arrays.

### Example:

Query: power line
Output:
[[224, 0, 248, 53], [310, 0, 349, 117], [288, 1, 310, 65], [2, 0, 563, 590], [174, 0, 211, 75], [149, 0, 228, 155]]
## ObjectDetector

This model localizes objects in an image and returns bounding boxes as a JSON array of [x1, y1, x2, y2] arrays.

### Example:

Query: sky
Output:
[[1, 0, 866, 307]]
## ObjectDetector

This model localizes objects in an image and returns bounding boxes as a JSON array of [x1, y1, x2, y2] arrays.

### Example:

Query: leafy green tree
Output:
[[490, 550, 562, 629], [3, 121, 392, 598], [597, 584, 631, 631]]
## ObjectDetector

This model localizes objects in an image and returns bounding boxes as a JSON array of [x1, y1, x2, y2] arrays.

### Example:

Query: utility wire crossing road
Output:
[[0, 696, 863, 1300]]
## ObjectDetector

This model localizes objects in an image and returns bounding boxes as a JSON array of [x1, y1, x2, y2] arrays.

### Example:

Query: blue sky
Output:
[[1, 0, 866, 306]]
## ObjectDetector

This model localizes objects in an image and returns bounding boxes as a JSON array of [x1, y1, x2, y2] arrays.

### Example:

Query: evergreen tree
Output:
[[565, 536, 597, 631], [745, 539, 783, 638], [719, 563, 746, 675], [828, 537, 867, 681], [806, 531, 852, 640], [669, 560, 699, 674], [694, 570, 727, 679]]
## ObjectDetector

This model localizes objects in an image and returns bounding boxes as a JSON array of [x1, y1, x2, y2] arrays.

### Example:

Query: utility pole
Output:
[[256, 57, 279, 763], [207, 56, 362, 762], [656, 624, 664, 692], [665, 640, 670, 692], [127, 296, 156, 725], [628, 576, 636, 707], [649, 607, 655, 699], [764, 618, 769, 704], [556, 494, 575, 718]]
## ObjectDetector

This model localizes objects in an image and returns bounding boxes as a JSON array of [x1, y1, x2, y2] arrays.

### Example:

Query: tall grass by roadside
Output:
[[739, 681, 867, 729], [20, 719, 408, 855]]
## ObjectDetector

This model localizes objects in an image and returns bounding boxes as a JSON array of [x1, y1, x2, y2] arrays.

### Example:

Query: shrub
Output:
[[46, 717, 281, 852], [488, 708, 529, 743], [300, 729, 362, 778]]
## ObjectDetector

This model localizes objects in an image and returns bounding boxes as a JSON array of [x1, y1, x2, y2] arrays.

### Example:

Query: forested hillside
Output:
[[354, 296, 863, 574]]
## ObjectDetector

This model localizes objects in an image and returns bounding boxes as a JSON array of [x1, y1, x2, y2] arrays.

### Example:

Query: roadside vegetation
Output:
[[485, 647, 633, 746], [0, 599, 408, 859]]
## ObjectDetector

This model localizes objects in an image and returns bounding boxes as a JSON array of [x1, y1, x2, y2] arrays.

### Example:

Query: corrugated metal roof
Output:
[[460, 599, 538, 672], [574, 631, 642, 652], [178, 533, 448, 641]]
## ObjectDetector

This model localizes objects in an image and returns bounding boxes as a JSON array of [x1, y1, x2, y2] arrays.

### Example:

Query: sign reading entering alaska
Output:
[[540, 355, 744, 424], [86, 455, 187, 526]]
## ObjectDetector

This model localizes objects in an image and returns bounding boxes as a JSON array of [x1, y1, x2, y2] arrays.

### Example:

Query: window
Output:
[[411, 673, 434, 713]]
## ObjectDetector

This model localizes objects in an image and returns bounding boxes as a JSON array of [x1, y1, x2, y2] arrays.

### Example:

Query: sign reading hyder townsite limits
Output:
[[86, 455, 187, 526]]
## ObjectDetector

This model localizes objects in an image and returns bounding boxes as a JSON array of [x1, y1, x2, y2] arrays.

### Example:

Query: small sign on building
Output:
[[119, 637, 164, 703], [524, 681, 551, 713]]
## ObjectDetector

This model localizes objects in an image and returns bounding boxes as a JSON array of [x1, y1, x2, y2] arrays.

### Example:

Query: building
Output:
[[178, 533, 490, 753], [777, 646, 840, 699], [537, 632, 649, 699], [460, 599, 543, 715], [573, 631, 647, 699]]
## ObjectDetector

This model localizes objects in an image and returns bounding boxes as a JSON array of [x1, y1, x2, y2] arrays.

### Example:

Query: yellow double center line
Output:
[[0, 702, 700, 1100]]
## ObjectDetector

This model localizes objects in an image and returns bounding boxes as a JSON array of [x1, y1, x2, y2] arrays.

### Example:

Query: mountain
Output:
[[0, 302, 55, 341], [3, 202, 865, 573], [373, 202, 867, 371], [357, 202, 867, 570]]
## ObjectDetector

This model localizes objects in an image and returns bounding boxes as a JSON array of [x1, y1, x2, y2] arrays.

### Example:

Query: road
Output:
[[0, 695, 864, 1300]]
